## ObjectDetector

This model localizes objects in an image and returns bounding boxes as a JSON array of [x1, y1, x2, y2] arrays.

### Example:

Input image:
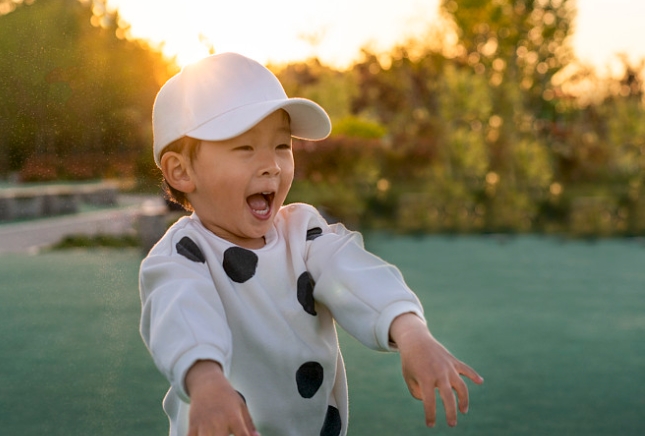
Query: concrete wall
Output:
[[0, 182, 118, 221]]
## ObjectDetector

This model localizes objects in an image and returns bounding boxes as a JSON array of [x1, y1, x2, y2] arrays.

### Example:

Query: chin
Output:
[[244, 222, 272, 238]]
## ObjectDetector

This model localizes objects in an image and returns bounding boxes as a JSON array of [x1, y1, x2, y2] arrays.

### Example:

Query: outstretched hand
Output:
[[389, 313, 484, 428], [185, 360, 260, 436]]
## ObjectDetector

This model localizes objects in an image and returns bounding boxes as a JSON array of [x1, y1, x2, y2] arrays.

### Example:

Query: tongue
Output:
[[247, 194, 269, 211]]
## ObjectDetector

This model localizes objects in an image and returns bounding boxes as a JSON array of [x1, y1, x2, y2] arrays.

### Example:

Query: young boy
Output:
[[139, 52, 483, 436]]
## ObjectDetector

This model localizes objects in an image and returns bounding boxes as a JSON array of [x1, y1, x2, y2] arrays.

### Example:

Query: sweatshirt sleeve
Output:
[[139, 243, 232, 403], [305, 221, 425, 352]]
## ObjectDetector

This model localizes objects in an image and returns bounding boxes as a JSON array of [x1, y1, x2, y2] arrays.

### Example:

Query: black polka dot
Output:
[[320, 405, 341, 436], [176, 237, 205, 263], [223, 247, 258, 283], [296, 361, 324, 398], [297, 272, 317, 316], [306, 227, 323, 241]]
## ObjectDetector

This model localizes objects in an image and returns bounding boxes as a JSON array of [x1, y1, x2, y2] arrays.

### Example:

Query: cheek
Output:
[[198, 170, 241, 203], [282, 157, 295, 178], [205, 161, 243, 186], [277, 162, 294, 200], [282, 165, 295, 190]]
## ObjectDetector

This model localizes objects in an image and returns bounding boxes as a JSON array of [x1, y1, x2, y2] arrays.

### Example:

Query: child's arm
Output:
[[389, 313, 484, 428], [185, 360, 260, 436]]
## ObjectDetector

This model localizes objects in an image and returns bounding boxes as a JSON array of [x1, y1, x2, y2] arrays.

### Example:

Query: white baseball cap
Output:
[[152, 52, 332, 167]]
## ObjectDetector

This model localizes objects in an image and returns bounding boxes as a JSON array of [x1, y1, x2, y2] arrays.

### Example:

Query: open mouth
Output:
[[246, 191, 275, 218]]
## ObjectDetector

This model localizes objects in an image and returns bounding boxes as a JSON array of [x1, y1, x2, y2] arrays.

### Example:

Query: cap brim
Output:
[[186, 98, 331, 142]]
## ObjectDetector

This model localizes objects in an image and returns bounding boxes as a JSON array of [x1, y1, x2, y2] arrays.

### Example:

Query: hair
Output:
[[160, 136, 201, 211]]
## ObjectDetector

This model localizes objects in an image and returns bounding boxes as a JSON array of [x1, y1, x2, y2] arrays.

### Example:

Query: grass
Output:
[[0, 249, 168, 435], [1, 236, 644, 435]]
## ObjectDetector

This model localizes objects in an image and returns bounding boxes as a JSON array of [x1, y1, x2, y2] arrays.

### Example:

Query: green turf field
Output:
[[1, 235, 644, 435]]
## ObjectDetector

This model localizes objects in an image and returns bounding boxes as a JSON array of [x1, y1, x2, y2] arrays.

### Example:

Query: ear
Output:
[[160, 151, 196, 194]]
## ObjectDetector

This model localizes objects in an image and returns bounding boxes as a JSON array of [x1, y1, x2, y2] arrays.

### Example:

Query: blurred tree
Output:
[[443, 0, 574, 107], [351, 46, 450, 182], [0, 1, 641, 236], [441, 0, 573, 172], [289, 137, 383, 228], [606, 60, 645, 182], [0, 0, 175, 181], [599, 60, 645, 235], [273, 58, 356, 122]]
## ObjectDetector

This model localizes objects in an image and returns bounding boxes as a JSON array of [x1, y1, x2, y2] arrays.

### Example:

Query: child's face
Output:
[[186, 110, 294, 249]]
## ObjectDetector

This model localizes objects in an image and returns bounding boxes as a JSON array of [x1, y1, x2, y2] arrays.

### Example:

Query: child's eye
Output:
[[233, 145, 253, 151], [277, 143, 292, 150]]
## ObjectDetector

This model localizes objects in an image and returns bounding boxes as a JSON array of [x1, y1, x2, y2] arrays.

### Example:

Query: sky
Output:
[[101, 0, 645, 74], [572, 0, 645, 75]]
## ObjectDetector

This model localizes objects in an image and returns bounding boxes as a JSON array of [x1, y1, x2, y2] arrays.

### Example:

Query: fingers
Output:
[[193, 418, 257, 436], [452, 375, 470, 415], [421, 384, 437, 428], [399, 336, 483, 429], [241, 404, 259, 436], [226, 401, 259, 436], [458, 361, 485, 385], [419, 368, 478, 428], [438, 378, 458, 427], [187, 400, 258, 436]]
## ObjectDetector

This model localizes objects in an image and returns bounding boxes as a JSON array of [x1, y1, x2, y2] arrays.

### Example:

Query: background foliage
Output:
[[1, 0, 644, 236], [0, 0, 174, 181]]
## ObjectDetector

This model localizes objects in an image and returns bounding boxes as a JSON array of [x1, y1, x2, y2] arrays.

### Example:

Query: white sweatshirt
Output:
[[139, 203, 425, 436]]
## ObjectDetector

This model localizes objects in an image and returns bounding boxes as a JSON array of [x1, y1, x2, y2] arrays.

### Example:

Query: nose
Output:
[[257, 150, 281, 177]]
